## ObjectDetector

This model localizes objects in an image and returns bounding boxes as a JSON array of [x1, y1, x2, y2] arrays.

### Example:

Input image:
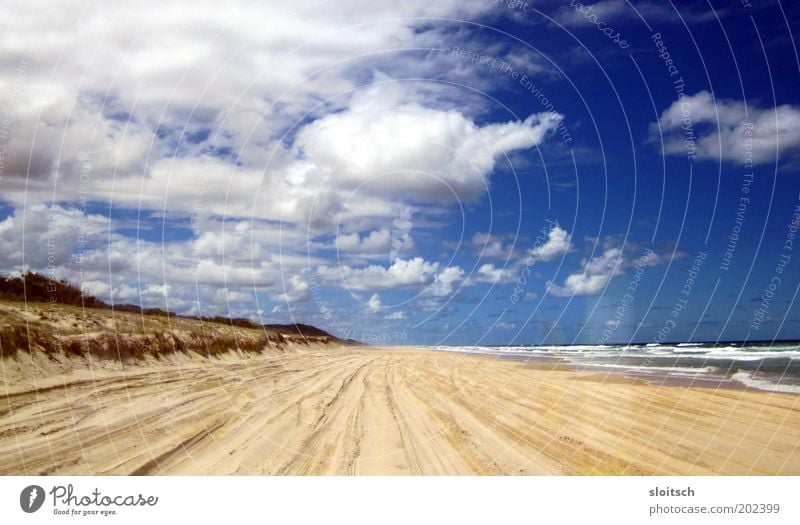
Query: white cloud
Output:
[[317, 256, 468, 298], [317, 257, 440, 292], [471, 225, 572, 263], [418, 298, 445, 312], [633, 249, 679, 268], [0, 203, 319, 316], [0, 204, 109, 271], [653, 91, 800, 164], [474, 263, 517, 285], [366, 293, 382, 313], [547, 248, 624, 297], [384, 310, 406, 320], [275, 275, 311, 303], [531, 225, 572, 261], [13, 78, 563, 241], [292, 81, 563, 204], [546, 245, 682, 297], [336, 230, 392, 254], [389, 206, 415, 262], [426, 266, 465, 297], [80, 280, 112, 299], [0, 1, 561, 228], [0, 0, 497, 157], [0, 1, 572, 322], [472, 232, 515, 259]]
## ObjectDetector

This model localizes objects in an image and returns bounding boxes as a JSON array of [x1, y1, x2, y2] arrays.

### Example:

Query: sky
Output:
[[1, 0, 800, 345]]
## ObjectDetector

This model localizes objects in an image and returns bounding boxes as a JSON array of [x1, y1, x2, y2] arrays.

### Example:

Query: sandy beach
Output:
[[2, 342, 799, 475]]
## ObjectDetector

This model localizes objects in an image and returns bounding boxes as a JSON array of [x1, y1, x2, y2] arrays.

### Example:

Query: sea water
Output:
[[429, 341, 800, 394]]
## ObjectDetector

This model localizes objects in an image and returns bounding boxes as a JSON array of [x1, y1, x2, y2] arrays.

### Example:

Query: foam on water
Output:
[[731, 371, 800, 394], [428, 342, 800, 393], [576, 363, 720, 376]]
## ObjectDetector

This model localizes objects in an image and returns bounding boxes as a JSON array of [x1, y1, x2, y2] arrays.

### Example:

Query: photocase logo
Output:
[[20, 485, 45, 513]]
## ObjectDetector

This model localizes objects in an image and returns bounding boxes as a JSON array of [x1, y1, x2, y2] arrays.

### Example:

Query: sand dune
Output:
[[2, 345, 799, 475]]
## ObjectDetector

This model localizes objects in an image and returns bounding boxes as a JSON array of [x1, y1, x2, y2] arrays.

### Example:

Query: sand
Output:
[[2, 345, 799, 475]]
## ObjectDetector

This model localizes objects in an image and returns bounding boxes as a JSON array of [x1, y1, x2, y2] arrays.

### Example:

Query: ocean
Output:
[[430, 341, 800, 394]]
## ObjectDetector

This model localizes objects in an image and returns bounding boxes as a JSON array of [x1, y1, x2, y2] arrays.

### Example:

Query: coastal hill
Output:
[[0, 272, 352, 365]]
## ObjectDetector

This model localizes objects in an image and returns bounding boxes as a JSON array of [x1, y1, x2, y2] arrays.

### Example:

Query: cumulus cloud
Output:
[[462, 226, 573, 288], [633, 249, 675, 268], [389, 206, 414, 262], [0, 203, 319, 317], [275, 275, 311, 303], [472, 232, 516, 259], [317, 257, 439, 292], [384, 310, 406, 320], [473, 263, 517, 285], [366, 293, 382, 313], [0, 204, 110, 272], [531, 225, 572, 261], [24, 77, 564, 243], [547, 244, 683, 297], [653, 91, 800, 164], [292, 82, 563, 204], [426, 266, 465, 297], [336, 230, 392, 254], [317, 257, 468, 298], [0, 0, 568, 321], [0, 1, 561, 223], [0, 0, 498, 174], [0, 99, 155, 189], [547, 247, 624, 297]]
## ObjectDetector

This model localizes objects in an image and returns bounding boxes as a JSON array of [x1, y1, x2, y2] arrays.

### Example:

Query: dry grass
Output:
[[0, 300, 324, 363]]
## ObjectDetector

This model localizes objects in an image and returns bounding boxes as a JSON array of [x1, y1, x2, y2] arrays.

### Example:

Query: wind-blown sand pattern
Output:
[[2, 341, 799, 475]]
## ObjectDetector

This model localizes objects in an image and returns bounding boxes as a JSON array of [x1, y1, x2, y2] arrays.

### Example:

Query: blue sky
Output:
[[1, 0, 799, 345]]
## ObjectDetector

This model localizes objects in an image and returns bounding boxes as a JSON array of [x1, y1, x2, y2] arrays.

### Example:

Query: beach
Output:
[[2, 343, 799, 475]]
